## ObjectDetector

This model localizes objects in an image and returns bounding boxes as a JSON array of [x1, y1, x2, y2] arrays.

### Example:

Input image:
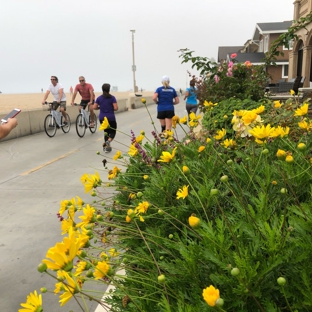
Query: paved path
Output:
[[0, 102, 188, 312]]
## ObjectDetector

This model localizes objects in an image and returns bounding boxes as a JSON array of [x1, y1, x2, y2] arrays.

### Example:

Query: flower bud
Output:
[[277, 277, 286, 286], [188, 214, 200, 229], [231, 268, 240, 276]]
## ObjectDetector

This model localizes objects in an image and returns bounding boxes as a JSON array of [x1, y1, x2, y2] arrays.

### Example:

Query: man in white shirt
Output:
[[42, 76, 68, 124]]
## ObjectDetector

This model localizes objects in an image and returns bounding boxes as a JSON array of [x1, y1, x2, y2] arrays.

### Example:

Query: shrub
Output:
[[20, 93, 312, 312]]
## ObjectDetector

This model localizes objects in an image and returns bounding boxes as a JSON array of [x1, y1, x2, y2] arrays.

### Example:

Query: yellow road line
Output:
[[20, 149, 79, 176]]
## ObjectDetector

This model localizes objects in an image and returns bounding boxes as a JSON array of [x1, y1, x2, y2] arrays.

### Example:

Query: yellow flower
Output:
[[241, 111, 258, 125], [221, 139, 236, 149], [274, 100, 283, 108], [188, 215, 200, 228], [80, 172, 101, 193], [189, 112, 201, 127], [113, 150, 121, 160], [128, 193, 136, 200], [172, 115, 180, 128], [255, 138, 266, 145], [272, 180, 277, 185], [43, 228, 88, 271], [163, 129, 174, 138], [270, 126, 290, 138], [128, 144, 138, 157], [198, 146, 205, 152], [206, 138, 212, 144], [176, 185, 189, 199], [135, 201, 149, 214], [203, 100, 217, 108], [252, 105, 265, 114], [76, 204, 96, 228], [94, 261, 110, 280], [297, 143, 306, 150], [135, 134, 145, 143], [59, 199, 70, 216], [126, 215, 132, 223], [290, 89, 295, 95], [109, 248, 119, 257], [100, 252, 109, 260], [276, 149, 286, 159], [223, 115, 228, 119], [61, 219, 74, 235], [249, 124, 275, 139], [285, 155, 294, 163], [298, 119, 312, 131], [108, 166, 121, 180], [74, 261, 87, 276], [99, 117, 109, 131], [141, 98, 146, 104], [19, 290, 43, 312], [294, 103, 309, 116], [202, 285, 220, 307], [179, 116, 188, 124], [214, 128, 226, 140], [158, 147, 177, 163], [182, 165, 189, 173], [143, 175, 149, 180]]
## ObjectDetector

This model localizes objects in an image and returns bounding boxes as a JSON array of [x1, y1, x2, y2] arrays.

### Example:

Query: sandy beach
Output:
[[0, 91, 154, 114]]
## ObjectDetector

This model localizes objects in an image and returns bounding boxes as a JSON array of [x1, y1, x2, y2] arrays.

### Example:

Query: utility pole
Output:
[[130, 30, 137, 92]]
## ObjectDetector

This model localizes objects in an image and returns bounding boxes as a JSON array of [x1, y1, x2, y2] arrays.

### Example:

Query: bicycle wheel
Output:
[[44, 114, 57, 137], [61, 114, 71, 133], [75, 114, 86, 137], [89, 115, 97, 133]]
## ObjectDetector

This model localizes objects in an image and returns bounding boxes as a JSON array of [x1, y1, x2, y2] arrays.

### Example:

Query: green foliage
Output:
[[99, 98, 312, 311]]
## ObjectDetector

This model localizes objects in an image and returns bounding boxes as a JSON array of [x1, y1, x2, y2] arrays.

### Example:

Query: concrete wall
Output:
[[0, 96, 154, 141]]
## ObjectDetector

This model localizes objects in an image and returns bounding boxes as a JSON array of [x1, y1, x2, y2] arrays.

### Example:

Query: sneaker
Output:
[[63, 121, 68, 126], [105, 146, 112, 153]]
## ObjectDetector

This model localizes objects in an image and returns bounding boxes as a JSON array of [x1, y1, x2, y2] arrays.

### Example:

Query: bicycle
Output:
[[74, 103, 97, 137], [43, 102, 71, 137]]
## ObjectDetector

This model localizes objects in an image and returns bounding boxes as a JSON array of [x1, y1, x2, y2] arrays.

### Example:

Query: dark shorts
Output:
[[80, 100, 94, 108], [157, 110, 175, 119], [186, 104, 198, 114], [52, 101, 66, 111]]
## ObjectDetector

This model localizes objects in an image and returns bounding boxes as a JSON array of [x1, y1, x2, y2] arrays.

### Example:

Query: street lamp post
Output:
[[130, 30, 137, 92]]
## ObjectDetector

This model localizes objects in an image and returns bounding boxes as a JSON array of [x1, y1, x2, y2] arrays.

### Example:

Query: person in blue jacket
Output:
[[184, 79, 198, 120], [153, 75, 179, 132]]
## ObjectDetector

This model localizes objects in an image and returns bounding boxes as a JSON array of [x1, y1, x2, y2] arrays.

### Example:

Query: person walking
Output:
[[153, 76, 179, 132], [93, 83, 118, 153], [42, 76, 68, 124], [184, 79, 198, 120], [71, 76, 95, 127], [70, 86, 73, 95]]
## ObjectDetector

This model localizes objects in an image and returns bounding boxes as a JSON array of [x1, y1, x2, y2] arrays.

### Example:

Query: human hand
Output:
[[7, 118, 18, 128]]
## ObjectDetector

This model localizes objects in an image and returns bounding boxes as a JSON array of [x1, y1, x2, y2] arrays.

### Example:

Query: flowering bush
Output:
[[178, 49, 269, 104], [20, 93, 312, 311]]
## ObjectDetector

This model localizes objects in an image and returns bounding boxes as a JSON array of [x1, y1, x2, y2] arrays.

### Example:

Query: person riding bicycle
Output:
[[42, 76, 68, 125], [71, 76, 95, 127]]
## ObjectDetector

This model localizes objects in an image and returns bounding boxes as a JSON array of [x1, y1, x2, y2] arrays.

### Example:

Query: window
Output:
[[283, 39, 293, 50], [264, 36, 269, 52], [282, 65, 289, 78], [258, 39, 263, 52]]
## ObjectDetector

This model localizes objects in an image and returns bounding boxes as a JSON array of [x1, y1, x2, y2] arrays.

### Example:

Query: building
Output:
[[218, 21, 292, 84], [289, 0, 312, 87]]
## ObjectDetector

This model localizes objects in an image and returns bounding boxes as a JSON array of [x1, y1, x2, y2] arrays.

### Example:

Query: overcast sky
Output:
[[0, 0, 294, 94]]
